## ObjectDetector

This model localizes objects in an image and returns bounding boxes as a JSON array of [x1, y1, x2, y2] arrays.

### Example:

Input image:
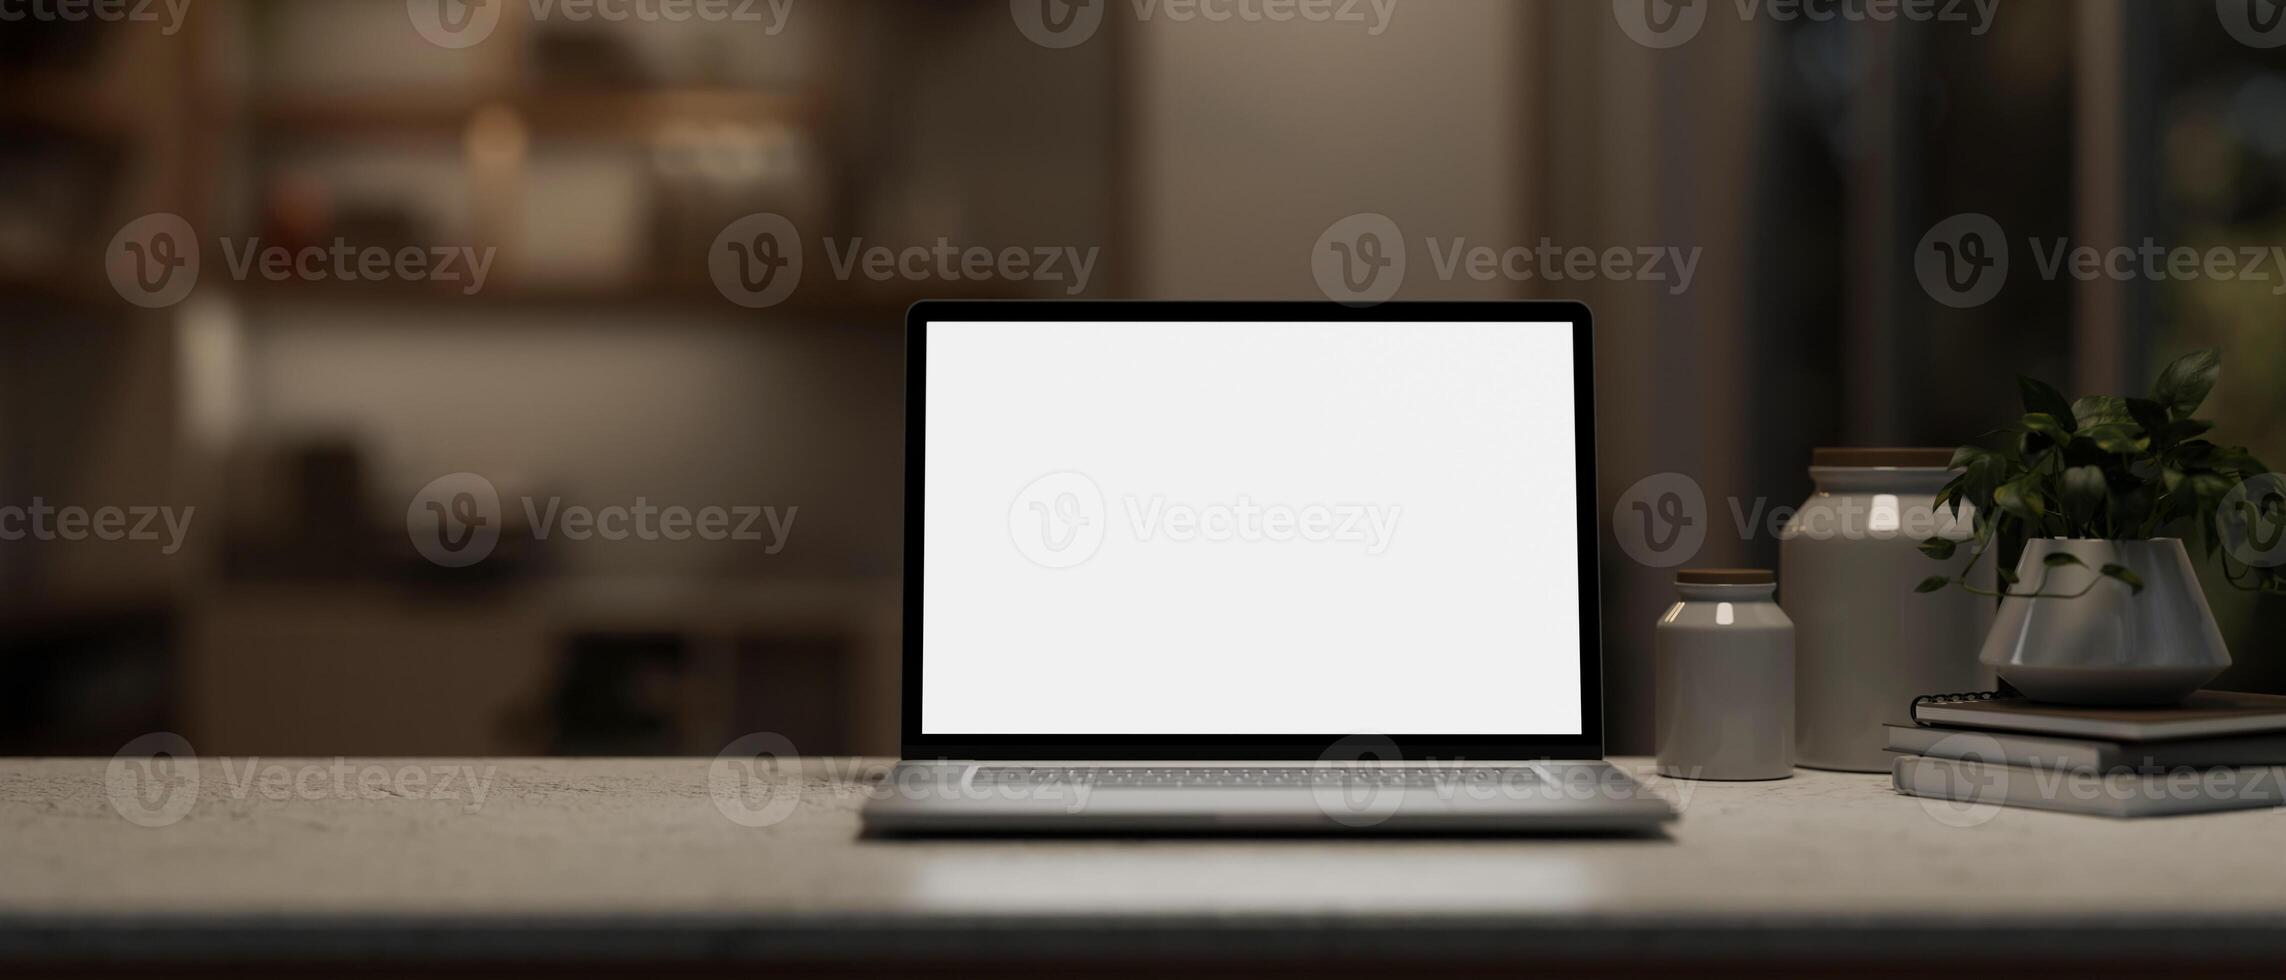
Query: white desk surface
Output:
[[5, 756, 2283, 965]]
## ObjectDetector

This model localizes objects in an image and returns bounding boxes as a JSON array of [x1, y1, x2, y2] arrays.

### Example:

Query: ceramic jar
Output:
[[1780, 448, 1995, 772], [1655, 568, 1794, 781]]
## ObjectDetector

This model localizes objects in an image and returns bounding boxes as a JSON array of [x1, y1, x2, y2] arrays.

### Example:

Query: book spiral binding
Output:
[[1913, 690, 2016, 706]]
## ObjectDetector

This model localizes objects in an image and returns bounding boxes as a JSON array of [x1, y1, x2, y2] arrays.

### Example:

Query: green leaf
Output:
[[1948, 446, 1993, 471], [1994, 479, 2046, 521], [2019, 376, 2079, 431], [2160, 419, 2213, 446], [2189, 473, 2233, 504], [2210, 446, 2267, 476], [2042, 552, 2085, 568], [1918, 537, 1959, 560], [2071, 395, 2134, 429], [2082, 424, 2150, 454], [1914, 576, 1952, 594], [1998, 565, 2021, 587], [2099, 563, 2146, 595], [2174, 440, 2218, 465], [2151, 348, 2220, 420], [2059, 465, 2108, 523], [2022, 413, 2072, 445], [1934, 479, 1964, 515], [2126, 397, 2172, 437]]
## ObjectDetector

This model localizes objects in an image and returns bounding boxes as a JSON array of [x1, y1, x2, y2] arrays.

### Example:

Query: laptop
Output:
[[861, 300, 1675, 834]]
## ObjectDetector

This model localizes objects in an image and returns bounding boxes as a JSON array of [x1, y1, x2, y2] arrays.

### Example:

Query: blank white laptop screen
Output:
[[921, 319, 1583, 736]]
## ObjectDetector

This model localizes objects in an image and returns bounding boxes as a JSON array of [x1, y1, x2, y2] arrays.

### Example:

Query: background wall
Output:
[[4, 0, 2284, 757]]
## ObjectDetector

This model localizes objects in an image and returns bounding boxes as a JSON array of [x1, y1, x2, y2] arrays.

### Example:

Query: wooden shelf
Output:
[[240, 87, 817, 139], [0, 70, 134, 142], [0, 265, 122, 310], [212, 275, 1007, 322]]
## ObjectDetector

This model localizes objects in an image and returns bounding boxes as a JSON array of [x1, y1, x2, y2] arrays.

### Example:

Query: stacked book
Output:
[[1889, 690, 2286, 817]]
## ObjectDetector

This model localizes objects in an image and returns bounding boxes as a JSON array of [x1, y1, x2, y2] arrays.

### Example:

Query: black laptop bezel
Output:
[[901, 300, 1604, 761]]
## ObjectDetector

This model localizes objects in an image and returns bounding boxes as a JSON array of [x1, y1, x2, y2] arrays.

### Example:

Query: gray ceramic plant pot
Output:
[[1979, 538, 2230, 706]]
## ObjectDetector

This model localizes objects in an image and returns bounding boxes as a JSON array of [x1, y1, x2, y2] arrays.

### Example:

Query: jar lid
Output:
[[1676, 568, 1774, 585], [1810, 447, 1955, 468]]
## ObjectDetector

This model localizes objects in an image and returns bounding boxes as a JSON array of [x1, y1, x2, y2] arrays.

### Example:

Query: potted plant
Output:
[[1915, 349, 2286, 705]]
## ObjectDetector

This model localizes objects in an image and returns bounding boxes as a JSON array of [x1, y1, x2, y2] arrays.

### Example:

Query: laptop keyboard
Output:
[[968, 766, 1540, 789]]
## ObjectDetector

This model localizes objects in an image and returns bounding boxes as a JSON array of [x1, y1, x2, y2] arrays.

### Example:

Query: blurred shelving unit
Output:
[[3, 0, 1124, 755], [0, 17, 206, 751]]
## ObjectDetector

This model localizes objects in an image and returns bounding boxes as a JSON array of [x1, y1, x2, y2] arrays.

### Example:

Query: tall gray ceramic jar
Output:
[[1779, 448, 1995, 772]]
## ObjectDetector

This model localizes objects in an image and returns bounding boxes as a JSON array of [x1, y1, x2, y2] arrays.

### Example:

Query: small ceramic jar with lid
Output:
[[1655, 568, 1794, 781]]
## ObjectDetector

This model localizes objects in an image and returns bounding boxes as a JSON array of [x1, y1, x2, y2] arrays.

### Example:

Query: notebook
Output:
[[1885, 723, 2286, 773], [1892, 756, 2286, 818], [1909, 690, 2286, 742]]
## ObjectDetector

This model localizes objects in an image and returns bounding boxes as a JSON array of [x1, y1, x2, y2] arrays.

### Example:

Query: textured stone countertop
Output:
[[4, 756, 2285, 965]]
